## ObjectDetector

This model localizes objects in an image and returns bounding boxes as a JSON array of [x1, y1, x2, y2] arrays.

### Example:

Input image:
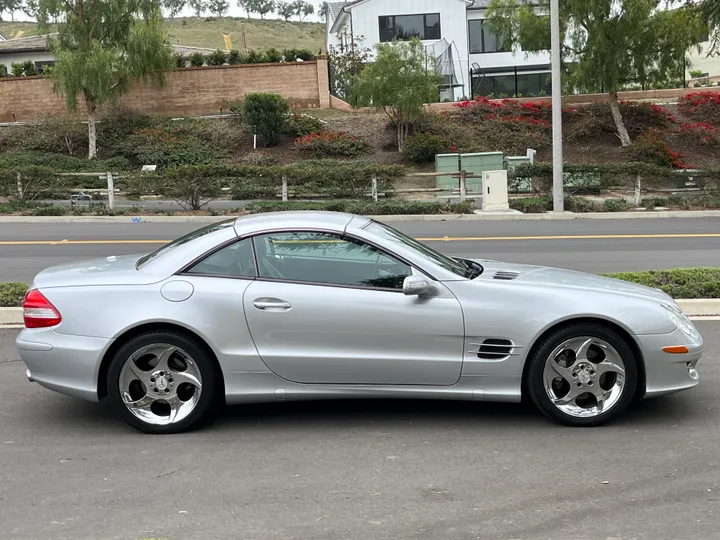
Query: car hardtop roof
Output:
[[233, 210, 370, 234]]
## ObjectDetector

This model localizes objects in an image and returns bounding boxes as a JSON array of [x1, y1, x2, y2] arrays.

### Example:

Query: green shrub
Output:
[[11, 62, 23, 77], [0, 118, 88, 156], [264, 47, 282, 63], [603, 268, 720, 299], [286, 113, 324, 137], [243, 93, 290, 147], [0, 64, 7, 77], [245, 49, 266, 64], [405, 132, 449, 164], [282, 48, 316, 61], [207, 49, 227, 66], [564, 196, 597, 213], [295, 130, 371, 157], [174, 53, 187, 68], [99, 106, 157, 144], [116, 127, 218, 168], [509, 197, 552, 213], [0, 282, 28, 307], [602, 198, 629, 212], [245, 199, 473, 215], [22, 60, 37, 76], [0, 152, 130, 172], [32, 205, 68, 216], [189, 52, 205, 67], [626, 135, 688, 169], [227, 49, 243, 65]]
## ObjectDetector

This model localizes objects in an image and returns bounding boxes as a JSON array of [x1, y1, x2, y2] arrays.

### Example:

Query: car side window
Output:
[[185, 237, 257, 278], [252, 231, 412, 290]]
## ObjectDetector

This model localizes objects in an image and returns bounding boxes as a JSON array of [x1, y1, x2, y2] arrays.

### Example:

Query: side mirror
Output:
[[403, 275, 432, 296]]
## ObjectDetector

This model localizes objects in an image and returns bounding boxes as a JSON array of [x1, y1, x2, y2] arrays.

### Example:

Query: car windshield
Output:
[[136, 219, 236, 269], [365, 220, 481, 279]]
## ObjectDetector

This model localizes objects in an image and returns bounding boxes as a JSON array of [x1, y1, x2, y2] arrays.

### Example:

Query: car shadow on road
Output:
[[32, 392, 703, 435]]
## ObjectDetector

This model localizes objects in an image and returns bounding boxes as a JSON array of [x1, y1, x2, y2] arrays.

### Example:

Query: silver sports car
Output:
[[16, 212, 703, 433]]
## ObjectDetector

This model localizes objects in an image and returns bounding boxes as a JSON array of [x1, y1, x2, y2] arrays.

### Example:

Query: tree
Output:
[[0, 0, 22, 21], [208, 0, 228, 16], [247, 0, 274, 19], [356, 39, 442, 152], [39, 0, 174, 159], [188, 0, 207, 16], [328, 35, 372, 107], [703, 0, 720, 55], [291, 0, 313, 21], [318, 2, 327, 20], [276, 0, 294, 21], [162, 0, 186, 18], [237, 0, 251, 17], [486, 0, 706, 147]]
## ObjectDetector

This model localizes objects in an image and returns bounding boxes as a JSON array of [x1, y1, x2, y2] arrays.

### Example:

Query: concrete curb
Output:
[[2, 299, 719, 326], [2, 210, 720, 223]]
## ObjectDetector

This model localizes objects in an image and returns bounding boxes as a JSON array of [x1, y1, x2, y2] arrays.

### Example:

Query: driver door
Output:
[[242, 231, 465, 386]]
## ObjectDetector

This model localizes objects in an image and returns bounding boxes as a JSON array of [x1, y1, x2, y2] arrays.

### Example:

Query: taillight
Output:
[[23, 289, 62, 328]]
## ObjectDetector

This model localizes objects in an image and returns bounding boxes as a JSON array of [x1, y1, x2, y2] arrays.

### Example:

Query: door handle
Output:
[[253, 298, 292, 311]]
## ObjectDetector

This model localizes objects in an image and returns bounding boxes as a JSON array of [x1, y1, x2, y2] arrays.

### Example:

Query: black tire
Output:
[[525, 323, 639, 427], [107, 331, 221, 434]]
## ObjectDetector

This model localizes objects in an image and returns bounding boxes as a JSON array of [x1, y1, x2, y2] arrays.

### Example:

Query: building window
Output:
[[471, 69, 551, 98], [379, 13, 441, 42], [469, 20, 506, 54]]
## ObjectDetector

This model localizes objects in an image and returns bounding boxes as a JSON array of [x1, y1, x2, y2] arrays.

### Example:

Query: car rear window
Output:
[[136, 219, 236, 270]]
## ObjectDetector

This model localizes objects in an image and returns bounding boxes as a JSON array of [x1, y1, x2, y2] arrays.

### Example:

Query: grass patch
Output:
[[603, 268, 720, 299], [245, 200, 474, 215], [0, 282, 27, 307], [0, 17, 324, 52]]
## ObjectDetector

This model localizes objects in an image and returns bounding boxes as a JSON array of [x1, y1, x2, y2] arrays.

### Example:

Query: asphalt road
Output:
[[1, 323, 719, 540], [2, 217, 720, 282]]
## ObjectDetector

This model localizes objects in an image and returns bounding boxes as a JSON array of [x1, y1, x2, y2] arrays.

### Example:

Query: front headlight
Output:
[[662, 303, 702, 344]]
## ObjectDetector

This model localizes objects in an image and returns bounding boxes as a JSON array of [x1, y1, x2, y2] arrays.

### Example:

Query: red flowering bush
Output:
[[676, 122, 720, 147], [295, 131, 371, 157], [679, 92, 720, 127], [628, 134, 690, 169]]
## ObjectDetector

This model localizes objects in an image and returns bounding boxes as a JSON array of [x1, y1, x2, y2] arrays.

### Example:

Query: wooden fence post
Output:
[[459, 170, 467, 202], [634, 175, 641, 207], [281, 175, 288, 202], [371, 174, 378, 202], [107, 172, 115, 210]]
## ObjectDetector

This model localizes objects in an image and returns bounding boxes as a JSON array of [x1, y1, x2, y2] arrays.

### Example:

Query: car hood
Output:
[[471, 259, 673, 304], [32, 253, 163, 289]]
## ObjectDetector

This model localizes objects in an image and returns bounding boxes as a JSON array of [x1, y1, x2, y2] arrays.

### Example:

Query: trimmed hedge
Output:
[[245, 200, 473, 215], [604, 268, 720, 299], [509, 162, 720, 194], [0, 282, 27, 307]]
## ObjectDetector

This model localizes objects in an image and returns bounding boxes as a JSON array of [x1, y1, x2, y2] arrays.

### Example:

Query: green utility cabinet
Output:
[[459, 152, 504, 193]]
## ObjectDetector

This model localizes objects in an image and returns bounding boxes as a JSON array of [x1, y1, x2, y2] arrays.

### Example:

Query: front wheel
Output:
[[107, 331, 220, 434], [526, 323, 638, 427]]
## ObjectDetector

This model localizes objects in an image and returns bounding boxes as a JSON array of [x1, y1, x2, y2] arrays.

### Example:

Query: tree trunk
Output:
[[397, 121, 404, 153], [608, 90, 632, 147], [87, 103, 98, 160]]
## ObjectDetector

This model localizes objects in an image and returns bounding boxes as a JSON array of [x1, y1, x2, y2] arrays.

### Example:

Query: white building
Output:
[[325, 0, 552, 101]]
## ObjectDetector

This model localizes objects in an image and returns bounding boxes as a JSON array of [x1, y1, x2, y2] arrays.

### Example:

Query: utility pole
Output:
[[550, 0, 564, 212]]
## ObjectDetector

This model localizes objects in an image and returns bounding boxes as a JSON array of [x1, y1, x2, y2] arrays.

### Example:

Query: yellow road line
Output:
[[1, 233, 720, 246]]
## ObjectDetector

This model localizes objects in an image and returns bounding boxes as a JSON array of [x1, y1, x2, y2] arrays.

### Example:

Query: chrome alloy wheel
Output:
[[118, 344, 203, 426], [542, 336, 626, 418]]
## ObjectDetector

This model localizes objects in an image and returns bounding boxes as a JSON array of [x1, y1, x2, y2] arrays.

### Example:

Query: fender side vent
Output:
[[493, 270, 520, 280], [477, 338, 513, 360]]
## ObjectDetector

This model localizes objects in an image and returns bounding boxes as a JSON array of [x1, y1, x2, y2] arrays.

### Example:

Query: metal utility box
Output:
[[435, 153, 461, 194], [460, 152, 504, 194], [482, 170, 510, 211]]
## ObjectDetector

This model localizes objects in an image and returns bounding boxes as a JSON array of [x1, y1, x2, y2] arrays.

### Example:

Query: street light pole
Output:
[[550, 0, 564, 212]]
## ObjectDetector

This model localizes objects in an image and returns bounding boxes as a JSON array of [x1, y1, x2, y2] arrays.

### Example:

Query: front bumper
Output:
[[634, 327, 703, 398], [16, 328, 113, 402]]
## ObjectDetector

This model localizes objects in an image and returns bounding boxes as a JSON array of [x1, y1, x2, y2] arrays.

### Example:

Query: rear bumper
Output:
[[16, 328, 113, 402], [634, 328, 703, 398]]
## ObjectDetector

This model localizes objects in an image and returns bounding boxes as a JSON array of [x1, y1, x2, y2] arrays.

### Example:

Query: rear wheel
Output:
[[526, 323, 638, 427], [107, 332, 220, 434]]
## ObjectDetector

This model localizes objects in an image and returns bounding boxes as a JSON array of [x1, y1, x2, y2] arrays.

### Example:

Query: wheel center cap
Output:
[[577, 371, 592, 384], [155, 373, 168, 390]]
